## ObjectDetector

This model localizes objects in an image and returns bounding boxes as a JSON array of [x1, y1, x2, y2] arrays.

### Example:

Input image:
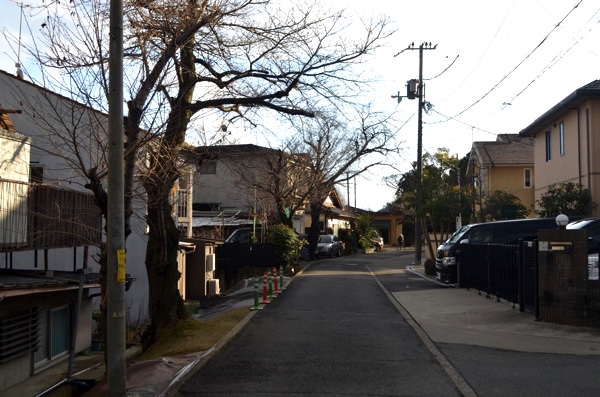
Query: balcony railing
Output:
[[0, 179, 101, 252]]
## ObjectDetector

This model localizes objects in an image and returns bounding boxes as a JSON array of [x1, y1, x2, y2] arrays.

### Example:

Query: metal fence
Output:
[[460, 239, 600, 328], [215, 243, 278, 291], [459, 243, 521, 306], [215, 243, 277, 268]]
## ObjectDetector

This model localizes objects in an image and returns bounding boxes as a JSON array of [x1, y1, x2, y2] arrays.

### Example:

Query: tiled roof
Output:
[[473, 136, 533, 166]]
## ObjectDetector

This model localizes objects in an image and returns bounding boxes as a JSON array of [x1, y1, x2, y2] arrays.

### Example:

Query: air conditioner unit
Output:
[[207, 279, 220, 296], [206, 254, 216, 272]]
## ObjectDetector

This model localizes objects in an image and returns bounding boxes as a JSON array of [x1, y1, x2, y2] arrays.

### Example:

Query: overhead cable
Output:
[[450, 0, 583, 119]]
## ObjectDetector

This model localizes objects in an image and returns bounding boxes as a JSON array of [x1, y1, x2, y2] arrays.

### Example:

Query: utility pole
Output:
[[107, 0, 126, 395], [346, 172, 350, 210], [456, 153, 462, 229], [403, 42, 436, 265]]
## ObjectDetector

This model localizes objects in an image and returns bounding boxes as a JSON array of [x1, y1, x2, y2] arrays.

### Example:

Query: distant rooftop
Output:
[[472, 134, 533, 166]]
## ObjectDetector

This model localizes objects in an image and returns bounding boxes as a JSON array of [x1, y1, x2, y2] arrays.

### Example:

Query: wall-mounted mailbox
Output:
[[539, 241, 572, 253], [550, 241, 572, 253]]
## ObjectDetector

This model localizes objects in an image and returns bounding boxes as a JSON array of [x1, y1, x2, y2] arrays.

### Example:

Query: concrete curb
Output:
[[366, 264, 478, 397], [406, 265, 454, 287]]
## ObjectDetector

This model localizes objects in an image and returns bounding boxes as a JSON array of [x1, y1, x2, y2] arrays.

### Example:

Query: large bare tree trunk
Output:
[[141, 39, 195, 347], [143, 194, 185, 348]]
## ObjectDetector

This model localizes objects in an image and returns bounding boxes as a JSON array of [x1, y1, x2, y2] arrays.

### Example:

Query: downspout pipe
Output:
[[586, 109, 591, 214], [565, 106, 581, 186]]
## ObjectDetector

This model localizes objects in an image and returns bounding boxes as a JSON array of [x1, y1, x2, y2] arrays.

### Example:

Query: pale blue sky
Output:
[[1, 0, 599, 210]]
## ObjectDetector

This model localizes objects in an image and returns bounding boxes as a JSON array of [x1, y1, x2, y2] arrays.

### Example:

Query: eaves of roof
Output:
[[0, 270, 101, 298], [519, 80, 600, 137]]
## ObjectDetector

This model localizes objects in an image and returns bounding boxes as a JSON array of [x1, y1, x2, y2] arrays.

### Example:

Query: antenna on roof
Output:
[[15, 2, 28, 79]]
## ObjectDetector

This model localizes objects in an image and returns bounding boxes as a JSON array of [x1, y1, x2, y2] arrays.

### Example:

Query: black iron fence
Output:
[[215, 243, 277, 268], [460, 243, 521, 306], [215, 243, 278, 291], [459, 238, 599, 328]]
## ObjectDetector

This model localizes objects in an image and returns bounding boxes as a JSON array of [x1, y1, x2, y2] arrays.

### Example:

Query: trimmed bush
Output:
[[266, 224, 303, 267]]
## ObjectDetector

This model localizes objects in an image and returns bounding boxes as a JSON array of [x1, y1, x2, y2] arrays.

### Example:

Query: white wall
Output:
[[0, 70, 148, 320]]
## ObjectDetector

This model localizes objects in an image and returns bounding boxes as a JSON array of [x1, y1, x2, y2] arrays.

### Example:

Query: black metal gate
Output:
[[519, 240, 538, 315], [460, 240, 539, 314]]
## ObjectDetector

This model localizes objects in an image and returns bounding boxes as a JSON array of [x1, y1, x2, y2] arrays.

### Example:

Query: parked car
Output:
[[436, 217, 560, 283], [566, 217, 600, 280], [316, 234, 343, 257], [225, 227, 263, 244]]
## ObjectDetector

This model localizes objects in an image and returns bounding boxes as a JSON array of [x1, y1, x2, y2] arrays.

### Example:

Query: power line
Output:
[[428, 108, 497, 137], [424, 55, 459, 81], [450, 0, 584, 119], [501, 6, 600, 108], [436, 0, 515, 103]]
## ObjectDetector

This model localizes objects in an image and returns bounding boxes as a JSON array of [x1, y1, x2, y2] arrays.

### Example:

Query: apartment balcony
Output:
[[0, 178, 101, 252]]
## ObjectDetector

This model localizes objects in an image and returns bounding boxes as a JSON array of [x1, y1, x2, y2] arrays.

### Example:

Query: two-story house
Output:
[[189, 144, 355, 237], [468, 134, 535, 218], [519, 80, 600, 216], [0, 69, 149, 314], [0, 107, 103, 392]]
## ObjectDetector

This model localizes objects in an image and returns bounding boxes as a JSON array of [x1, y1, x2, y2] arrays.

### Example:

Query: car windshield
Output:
[[446, 225, 471, 243], [319, 235, 333, 243], [567, 219, 597, 230]]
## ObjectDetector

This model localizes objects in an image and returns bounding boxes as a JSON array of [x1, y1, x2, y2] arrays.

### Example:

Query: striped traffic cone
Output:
[[260, 271, 271, 304], [268, 269, 276, 300], [273, 266, 281, 295], [279, 264, 286, 291], [250, 275, 263, 311]]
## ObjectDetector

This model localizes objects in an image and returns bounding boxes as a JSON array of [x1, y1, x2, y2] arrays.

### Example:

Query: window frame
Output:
[[545, 130, 552, 162], [198, 160, 217, 174], [559, 121, 565, 156], [524, 168, 532, 188]]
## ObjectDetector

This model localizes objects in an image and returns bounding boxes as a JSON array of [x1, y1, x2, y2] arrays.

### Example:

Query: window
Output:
[[34, 306, 70, 371], [545, 130, 552, 162], [30, 166, 44, 183], [524, 169, 532, 188], [198, 160, 216, 174], [559, 121, 565, 156]]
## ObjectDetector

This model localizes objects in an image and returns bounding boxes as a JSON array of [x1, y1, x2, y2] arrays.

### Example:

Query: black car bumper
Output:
[[435, 260, 457, 283]]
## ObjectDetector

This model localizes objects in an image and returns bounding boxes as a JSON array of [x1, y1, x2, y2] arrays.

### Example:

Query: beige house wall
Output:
[[488, 166, 535, 216], [532, 99, 600, 216]]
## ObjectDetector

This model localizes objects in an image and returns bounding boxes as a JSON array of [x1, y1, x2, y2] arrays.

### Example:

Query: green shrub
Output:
[[266, 224, 303, 266], [339, 228, 358, 254], [359, 236, 374, 249]]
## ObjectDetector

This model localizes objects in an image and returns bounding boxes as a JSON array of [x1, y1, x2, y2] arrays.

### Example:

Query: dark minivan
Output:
[[435, 218, 560, 283]]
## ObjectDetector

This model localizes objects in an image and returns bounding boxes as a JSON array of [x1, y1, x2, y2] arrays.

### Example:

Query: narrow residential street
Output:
[[177, 248, 600, 396], [179, 251, 461, 396]]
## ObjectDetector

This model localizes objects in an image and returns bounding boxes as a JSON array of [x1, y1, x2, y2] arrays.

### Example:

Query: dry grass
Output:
[[134, 306, 251, 361]]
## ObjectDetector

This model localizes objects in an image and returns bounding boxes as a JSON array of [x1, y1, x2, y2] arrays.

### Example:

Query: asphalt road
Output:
[[179, 253, 462, 396], [178, 250, 600, 396]]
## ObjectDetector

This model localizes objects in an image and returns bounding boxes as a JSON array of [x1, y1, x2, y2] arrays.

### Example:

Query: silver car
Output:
[[316, 234, 343, 258]]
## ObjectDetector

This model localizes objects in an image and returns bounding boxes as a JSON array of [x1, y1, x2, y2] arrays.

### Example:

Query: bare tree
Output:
[[290, 108, 400, 259], [6, 0, 394, 347]]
